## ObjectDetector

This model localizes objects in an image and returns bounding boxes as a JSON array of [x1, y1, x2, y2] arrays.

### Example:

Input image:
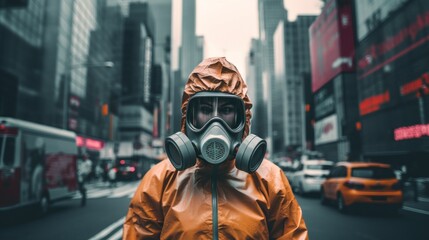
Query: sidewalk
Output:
[[402, 180, 429, 215]]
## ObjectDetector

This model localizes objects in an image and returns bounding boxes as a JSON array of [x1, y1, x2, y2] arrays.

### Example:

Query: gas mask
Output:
[[165, 92, 267, 173]]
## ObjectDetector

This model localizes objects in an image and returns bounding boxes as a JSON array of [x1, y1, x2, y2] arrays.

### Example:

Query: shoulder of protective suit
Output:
[[253, 159, 289, 189], [255, 159, 283, 175], [154, 159, 176, 172], [142, 159, 177, 183]]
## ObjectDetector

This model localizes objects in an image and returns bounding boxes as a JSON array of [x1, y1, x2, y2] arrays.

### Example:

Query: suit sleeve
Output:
[[122, 167, 165, 240], [267, 168, 309, 240]]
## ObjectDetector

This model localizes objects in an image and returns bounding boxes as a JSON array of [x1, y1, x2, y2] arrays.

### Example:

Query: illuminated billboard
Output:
[[314, 81, 335, 120], [354, 0, 408, 41], [315, 114, 339, 145], [309, 0, 355, 92], [357, 0, 429, 154], [356, 0, 429, 117]]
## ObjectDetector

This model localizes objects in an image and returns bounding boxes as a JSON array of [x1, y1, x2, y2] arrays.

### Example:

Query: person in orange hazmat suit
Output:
[[123, 57, 308, 239]]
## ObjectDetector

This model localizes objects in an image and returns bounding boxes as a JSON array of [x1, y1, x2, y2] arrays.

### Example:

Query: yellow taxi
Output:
[[320, 162, 403, 212]]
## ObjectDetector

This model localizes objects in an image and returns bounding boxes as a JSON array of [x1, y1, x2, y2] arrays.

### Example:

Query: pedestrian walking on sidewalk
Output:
[[77, 154, 92, 206], [108, 165, 117, 188]]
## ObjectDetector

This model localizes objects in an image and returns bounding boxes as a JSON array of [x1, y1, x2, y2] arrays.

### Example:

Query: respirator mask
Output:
[[165, 92, 267, 173]]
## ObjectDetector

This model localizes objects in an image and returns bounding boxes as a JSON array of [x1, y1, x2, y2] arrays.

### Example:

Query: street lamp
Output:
[[62, 61, 115, 129]]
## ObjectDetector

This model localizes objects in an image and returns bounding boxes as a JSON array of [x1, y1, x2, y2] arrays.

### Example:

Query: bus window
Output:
[[0, 136, 16, 167]]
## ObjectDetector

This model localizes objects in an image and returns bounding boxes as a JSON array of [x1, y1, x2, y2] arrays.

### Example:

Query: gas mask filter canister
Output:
[[164, 92, 266, 173]]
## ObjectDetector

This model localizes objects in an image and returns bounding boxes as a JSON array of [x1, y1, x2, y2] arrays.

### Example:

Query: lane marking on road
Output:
[[73, 182, 139, 199], [89, 217, 125, 240], [107, 229, 123, 240], [403, 206, 429, 215], [108, 187, 137, 198], [86, 189, 113, 199]]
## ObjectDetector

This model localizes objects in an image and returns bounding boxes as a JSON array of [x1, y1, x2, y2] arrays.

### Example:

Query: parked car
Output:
[[276, 157, 293, 172], [116, 158, 138, 181], [320, 162, 403, 213], [289, 159, 334, 195]]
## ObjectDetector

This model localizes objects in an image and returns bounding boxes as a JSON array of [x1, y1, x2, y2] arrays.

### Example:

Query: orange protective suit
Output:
[[123, 57, 308, 239]]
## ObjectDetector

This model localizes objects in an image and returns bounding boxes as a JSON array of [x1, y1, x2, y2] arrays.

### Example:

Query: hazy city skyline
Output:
[[172, 0, 323, 74]]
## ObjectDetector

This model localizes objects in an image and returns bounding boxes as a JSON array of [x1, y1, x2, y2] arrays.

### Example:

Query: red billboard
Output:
[[309, 0, 355, 92], [356, 1, 429, 117]]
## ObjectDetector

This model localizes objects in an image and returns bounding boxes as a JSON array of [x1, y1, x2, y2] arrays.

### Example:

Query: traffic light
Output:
[[355, 121, 362, 131], [101, 103, 109, 116]]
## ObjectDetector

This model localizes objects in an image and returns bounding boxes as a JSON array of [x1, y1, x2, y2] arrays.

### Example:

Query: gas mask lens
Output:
[[187, 94, 245, 131], [165, 91, 267, 172]]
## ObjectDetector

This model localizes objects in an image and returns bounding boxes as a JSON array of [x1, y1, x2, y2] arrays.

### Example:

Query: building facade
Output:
[[246, 38, 267, 139], [274, 15, 317, 154], [309, 0, 359, 162], [258, 0, 286, 156], [120, 2, 154, 144], [355, 0, 429, 176], [0, 0, 46, 123]]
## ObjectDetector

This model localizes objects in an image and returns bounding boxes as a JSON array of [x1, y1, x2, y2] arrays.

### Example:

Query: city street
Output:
[[0, 181, 139, 240], [298, 194, 428, 240], [1, 0, 429, 239], [1, 179, 428, 240]]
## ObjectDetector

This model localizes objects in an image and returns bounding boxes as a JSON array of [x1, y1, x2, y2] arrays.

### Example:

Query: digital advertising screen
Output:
[[356, 0, 429, 152], [309, 0, 355, 93]]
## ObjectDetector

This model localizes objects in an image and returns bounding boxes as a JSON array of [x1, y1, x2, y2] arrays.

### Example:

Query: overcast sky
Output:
[[172, 0, 323, 76]]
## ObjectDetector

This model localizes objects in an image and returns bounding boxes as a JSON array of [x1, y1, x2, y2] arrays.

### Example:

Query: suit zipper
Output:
[[211, 166, 218, 240]]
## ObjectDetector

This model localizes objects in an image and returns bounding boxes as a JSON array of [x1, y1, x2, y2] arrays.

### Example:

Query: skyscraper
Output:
[[246, 38, 266, 138], [0, 0, 47, 123], [279, 16, 317, 149], [180, 0, 200, 82], [170, 0, 202, 133], [144, 0, 172, 145], [258, 0, 286, 155]]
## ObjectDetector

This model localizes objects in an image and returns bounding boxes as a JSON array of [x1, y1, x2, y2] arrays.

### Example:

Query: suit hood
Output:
[[180, 57, 253, 139]]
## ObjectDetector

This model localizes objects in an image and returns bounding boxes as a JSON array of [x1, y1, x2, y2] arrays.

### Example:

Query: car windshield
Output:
[[306, 164, 332, 170], [351, 167, 396, 179]]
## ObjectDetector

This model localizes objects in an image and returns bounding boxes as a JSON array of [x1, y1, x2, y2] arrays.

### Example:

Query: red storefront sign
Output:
[[394, 124, 429, 141], [76, 136, 104, 150]]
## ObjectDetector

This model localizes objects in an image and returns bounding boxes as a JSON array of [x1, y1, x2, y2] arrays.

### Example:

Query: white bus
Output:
[[0, 117, 79, 214]]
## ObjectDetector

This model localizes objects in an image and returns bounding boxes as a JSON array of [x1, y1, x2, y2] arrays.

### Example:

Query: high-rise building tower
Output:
[[170, 0, 202, 133], [146, 0, 172, 146], [0, 0, 47, 123], [275, 16, 317, 150], [118, 2, 154, 147], [258, 0, 286, 156], [84, 1, 124, 140], [246, 39, 266, 138], [180, 0, 200, 82]]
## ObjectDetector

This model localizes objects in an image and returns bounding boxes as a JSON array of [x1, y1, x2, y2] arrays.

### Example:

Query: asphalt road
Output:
[[0, 181, 138, 240], [1, 181, 428, 240], [296, 193, 428, 240]]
